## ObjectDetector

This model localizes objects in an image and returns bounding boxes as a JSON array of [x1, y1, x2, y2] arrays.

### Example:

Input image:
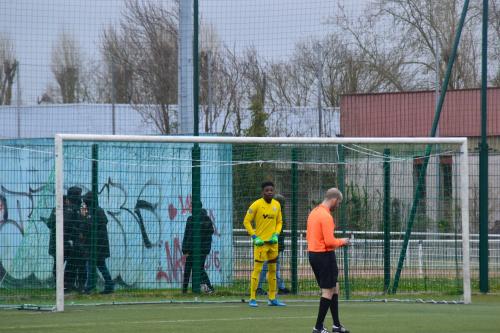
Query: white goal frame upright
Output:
[[54, 135, 471, 311]]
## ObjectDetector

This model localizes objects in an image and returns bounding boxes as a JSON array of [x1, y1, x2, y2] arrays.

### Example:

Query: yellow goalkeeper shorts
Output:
[[254, 243, 279, 262]]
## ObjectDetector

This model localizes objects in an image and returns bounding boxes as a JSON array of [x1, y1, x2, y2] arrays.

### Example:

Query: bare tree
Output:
[[199, 47, 230, 134], [364, 0, 482, 89], [332, 5, 421, 92], [266, 47, 316, 107], [241, 48, 268, 137], [192, 42, 255, 136], [101, 27, 134, 104], [212, 46, 248, 136], [101, 0, 179, 134], [491, 0, 500, 86], [0, 34, 18, 105], [50, 32, 83, 103]]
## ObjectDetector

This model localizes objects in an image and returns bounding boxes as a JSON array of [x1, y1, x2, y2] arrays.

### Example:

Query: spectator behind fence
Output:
[[182, 207, 215, 294], [65, 186, 87, 292], [82, 191, 114, 294], [46, 195, 70, 280]]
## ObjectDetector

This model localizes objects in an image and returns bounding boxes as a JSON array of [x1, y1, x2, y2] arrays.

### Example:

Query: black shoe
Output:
[[312, 327, 330, 333], [256, 288, 267, 296], [278, 287, 290, 295], [332, 325, 349, 333]]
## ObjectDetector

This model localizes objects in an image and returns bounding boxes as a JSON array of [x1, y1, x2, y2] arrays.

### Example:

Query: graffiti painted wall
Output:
[[0, 139, 233, 290]]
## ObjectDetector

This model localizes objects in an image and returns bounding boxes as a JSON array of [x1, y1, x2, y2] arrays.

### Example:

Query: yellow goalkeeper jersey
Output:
[[243, 198, 283, 241]]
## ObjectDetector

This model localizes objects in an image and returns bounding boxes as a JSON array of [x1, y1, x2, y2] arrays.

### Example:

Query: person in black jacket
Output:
[[46, 195, 70, 280], [74, 199, 91, 292], [182, 207, 215, 294], [63, 187, 84, 291], [46, 187, 85, 292], [82, 191, 114, 294]]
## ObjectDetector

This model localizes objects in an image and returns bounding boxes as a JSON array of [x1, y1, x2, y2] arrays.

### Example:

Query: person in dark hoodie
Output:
[[58, 186, 84, 291], [46, 195, 70, 280], [182, 207, 215, 294], [46, 187, 86, 292], [82, 191, 114, 294]]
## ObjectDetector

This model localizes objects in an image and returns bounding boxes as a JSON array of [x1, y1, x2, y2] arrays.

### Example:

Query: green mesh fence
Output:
[[0, 140, 55, 307], [0, 138, 472, 308], [0, 0, 498, 308]]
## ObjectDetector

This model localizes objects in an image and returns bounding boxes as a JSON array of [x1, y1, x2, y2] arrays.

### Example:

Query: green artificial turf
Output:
[[0, 295, 499, 333]]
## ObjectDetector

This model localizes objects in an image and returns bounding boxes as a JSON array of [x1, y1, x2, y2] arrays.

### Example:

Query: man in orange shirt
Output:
[[307, 188, 350, 333]]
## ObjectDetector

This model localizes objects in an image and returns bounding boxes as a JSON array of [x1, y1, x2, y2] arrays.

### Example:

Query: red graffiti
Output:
[[179, 195, 192, 215], [168, 203, 178, 221], [156, 237, 185, 282]]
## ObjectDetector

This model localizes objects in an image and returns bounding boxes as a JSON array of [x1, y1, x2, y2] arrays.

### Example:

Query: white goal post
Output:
[[54, 134, 471, 311]]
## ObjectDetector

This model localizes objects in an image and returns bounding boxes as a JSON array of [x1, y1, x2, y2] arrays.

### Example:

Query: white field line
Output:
[[1, 314, 316, 330]]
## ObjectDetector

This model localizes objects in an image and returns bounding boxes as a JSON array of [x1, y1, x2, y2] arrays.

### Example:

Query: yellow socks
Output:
[[250, 261, 264, 300], [267, 262, 277, 300]]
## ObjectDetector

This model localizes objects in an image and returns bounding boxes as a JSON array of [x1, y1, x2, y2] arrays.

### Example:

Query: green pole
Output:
[[479, 0, 489, 293], [392, 0, 470, 294], [291, 148, 298, 294], [337, 144, 349, 300], [191, 0, 202, 294], [191, 145, 201, 293], [383, 149, 391, 293], [90, 144, 99, 290]]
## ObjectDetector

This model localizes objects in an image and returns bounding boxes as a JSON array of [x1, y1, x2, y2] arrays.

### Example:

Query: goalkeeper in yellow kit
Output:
[[243, 181, 286, 307]]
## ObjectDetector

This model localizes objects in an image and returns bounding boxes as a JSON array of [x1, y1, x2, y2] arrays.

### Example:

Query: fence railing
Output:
[[233, 229, 500, 293]]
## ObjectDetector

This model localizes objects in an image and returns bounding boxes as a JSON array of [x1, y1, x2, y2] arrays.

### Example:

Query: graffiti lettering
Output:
[[1, 177, 228, 289], [205, 251, 221, 271], [1, 184, 51, 235], [179, 195, 192, 215], [156, 237, 184, 283]]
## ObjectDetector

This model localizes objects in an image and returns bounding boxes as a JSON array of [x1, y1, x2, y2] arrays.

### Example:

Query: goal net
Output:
[[0, 135, 470, 311]]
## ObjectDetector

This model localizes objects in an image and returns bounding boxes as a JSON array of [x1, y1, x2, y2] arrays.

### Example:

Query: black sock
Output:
[[331, 294, 341, 327], [315, 297, 331, 330]]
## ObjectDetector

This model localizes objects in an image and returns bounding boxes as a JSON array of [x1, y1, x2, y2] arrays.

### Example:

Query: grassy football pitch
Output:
[[1, 295, 499, 333]]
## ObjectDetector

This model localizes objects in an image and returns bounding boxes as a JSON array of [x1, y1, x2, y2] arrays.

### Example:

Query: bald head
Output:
[[322, 188, 343, 211], [325, 188, 343, 201]]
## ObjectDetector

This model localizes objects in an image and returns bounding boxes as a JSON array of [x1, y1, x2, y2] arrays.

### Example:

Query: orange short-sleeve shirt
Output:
[[306, 204, 346, 252]]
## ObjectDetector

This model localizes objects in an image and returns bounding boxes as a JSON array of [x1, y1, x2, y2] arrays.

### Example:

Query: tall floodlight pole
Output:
[[479, 0, 489, 293], [191, 0, 202, 294]]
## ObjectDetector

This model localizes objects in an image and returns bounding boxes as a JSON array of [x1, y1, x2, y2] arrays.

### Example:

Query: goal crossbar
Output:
[[56, 134, 468, 145]]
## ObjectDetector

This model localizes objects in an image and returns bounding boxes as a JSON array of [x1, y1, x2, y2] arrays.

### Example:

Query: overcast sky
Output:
[[0, 0, 363, 104]]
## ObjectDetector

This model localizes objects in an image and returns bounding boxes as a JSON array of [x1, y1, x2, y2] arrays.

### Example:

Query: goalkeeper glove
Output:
[[252, 235, 265, 247], [269, 233, 279, 244]]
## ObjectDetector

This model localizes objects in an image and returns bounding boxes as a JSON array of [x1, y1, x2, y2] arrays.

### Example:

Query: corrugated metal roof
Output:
[[340, 87, 500, 137]]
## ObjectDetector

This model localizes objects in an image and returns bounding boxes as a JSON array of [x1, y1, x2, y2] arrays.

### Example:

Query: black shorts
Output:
[[308, 251, 338, 289]]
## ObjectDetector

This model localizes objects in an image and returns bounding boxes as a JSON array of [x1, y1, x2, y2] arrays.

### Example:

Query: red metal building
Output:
[[340, 87, 500, 144]]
